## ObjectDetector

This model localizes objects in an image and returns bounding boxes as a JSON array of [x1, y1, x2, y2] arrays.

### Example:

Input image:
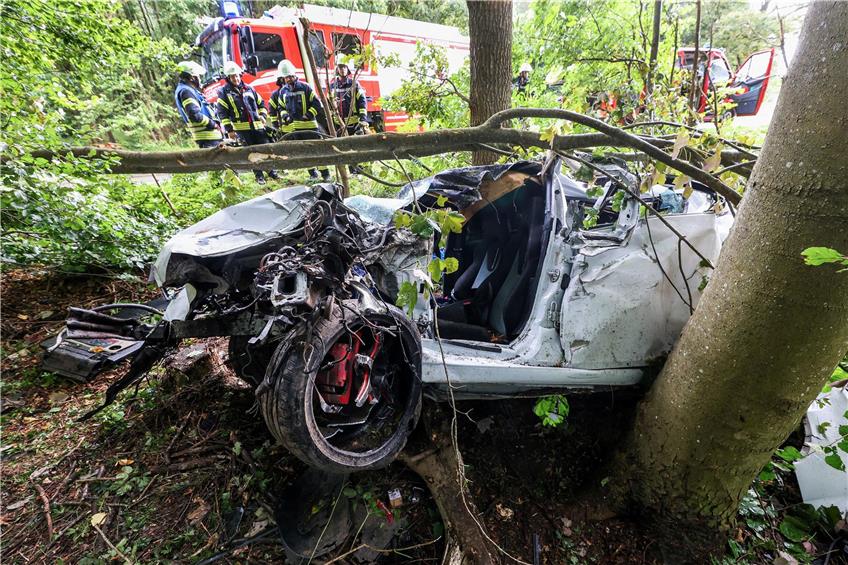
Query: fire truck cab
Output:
[[195, 4, 469, 132]]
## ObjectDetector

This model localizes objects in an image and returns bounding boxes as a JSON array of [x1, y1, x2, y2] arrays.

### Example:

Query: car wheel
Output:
[[259, 302, 422, 472], [228, 336, 277, 387]]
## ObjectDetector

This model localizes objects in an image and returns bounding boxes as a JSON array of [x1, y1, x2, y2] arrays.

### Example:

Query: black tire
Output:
[[228, 336, 277, 387], [259, 302, 422, 472]]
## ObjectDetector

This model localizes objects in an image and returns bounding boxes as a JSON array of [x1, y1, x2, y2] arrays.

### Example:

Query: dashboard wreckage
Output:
[[43, 154, 734, 473]]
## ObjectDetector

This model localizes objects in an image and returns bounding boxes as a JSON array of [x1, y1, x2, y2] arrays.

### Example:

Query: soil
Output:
[[1, 269, 844, 564]]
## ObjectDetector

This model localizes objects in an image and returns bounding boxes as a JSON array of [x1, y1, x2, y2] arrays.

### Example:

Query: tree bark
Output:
[[467, 0, 513, 166], [689, 0, 702, 115], [645, 0, 662, 98], [613, 3, 848, 557]]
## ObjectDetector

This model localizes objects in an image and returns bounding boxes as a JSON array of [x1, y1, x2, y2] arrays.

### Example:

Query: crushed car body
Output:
[[43, 154, 735, 472]]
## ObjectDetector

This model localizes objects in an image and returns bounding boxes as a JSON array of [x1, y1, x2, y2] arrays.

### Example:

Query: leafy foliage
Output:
[[802, 247, 848, 271], [533, 395, 570, 427]]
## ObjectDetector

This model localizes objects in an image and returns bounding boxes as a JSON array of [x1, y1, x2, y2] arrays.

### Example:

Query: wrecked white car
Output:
[[43, 155, 732, 473]]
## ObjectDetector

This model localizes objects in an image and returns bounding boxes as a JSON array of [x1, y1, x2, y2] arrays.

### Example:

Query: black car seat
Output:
[[489, 193, 546, 337]]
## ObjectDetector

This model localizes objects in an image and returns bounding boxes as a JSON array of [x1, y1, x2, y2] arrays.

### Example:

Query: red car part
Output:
[[316, 329, 381, 408]]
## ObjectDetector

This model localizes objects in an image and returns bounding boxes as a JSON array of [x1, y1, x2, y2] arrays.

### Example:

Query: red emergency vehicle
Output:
[[195, 4, 469, 132], [675, 47, 776, 118]]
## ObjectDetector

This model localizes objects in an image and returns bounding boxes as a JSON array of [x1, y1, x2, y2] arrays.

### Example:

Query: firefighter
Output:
[[269, 59, 330, 181], [513, 62, 532, 96], [174, 61, 223, 148], [216, 61, 279, 184], [329, 59, 369, 136]]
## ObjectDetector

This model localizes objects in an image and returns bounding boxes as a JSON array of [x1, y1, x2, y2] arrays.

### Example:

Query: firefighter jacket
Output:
[[269, 79, 321, 132], [216, 81, 269, 133], [174, 80, 223, 142], [513, 75, 529, 96], [330, 76, 367, 126]]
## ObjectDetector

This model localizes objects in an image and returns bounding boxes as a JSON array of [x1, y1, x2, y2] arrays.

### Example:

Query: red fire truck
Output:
[[195, 3, 469, 132], [675, 47, 776, 118]]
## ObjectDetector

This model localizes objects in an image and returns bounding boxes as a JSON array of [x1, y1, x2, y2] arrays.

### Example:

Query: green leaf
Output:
[[393, 211, 413, 229], [428, 258, 443, 284], [670, 131, 690, 159], [702, 145, 723, 172], [533, 395, 570, 427], [586, 186, 603, 198], [802, 247, 846, 266], [824, 453, 845, 472], [396, 281, 418, 317], [779, 515, 812, 542], [775, 446, 802, 463], [582, 207, 599, 229], [435, 195, 448, 207], [443, 257, 459, 274]]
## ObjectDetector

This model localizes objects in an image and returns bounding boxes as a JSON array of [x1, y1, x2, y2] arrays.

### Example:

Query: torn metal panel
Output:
[[795, 385, 848, 512], [560, 211, 732, 369], [152, 185, 315, 287]]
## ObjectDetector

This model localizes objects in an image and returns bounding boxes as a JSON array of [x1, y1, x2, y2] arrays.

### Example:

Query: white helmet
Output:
[[177, 61, 205, 78], [519, 63, 533, 73], [222, 61, 243, 76], [276, 59, 298, 79]]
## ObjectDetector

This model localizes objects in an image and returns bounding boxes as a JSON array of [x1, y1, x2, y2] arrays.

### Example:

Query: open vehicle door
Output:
[[729, 48, 775, 116]]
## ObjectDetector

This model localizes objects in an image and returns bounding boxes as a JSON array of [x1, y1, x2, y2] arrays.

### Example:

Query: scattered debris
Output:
[[387, 488, 403, 508], [496, 503, 514, 521]]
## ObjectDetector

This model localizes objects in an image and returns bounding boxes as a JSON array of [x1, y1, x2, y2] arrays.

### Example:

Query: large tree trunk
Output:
[[614, 2, 848, 557], [467, 0, 512, 166]]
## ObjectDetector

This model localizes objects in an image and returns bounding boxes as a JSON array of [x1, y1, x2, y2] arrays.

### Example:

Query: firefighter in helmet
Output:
[[174, 61, 223, 148], [513, 62, 532, 97], [269, 59, 330, 181], [330, 57, 369, 135], [215, 61, 279, 184]]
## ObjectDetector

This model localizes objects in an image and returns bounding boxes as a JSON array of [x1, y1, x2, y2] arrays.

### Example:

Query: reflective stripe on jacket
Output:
[[270, 80, 321, 132], [216, 82, 269, 132], [174, 80, 223, 141], [330, 77, 367, 125]]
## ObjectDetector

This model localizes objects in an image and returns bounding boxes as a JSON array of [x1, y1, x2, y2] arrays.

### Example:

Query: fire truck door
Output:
[[730, 48, 775, 116]]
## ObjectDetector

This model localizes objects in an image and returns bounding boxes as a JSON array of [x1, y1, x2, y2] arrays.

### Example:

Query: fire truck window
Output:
[[709, 59, 731, 85], [309, 30, 327, 68], [332, 32, 362, 59], [252, 32, 286, 72], [200, 30, 229, 83]]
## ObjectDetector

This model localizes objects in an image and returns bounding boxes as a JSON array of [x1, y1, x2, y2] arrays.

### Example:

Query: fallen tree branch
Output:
[[484, 108, 742, 205], [28, 108, 747, 204], [32, 482, 53, 542], [32, 130, 620, 174]]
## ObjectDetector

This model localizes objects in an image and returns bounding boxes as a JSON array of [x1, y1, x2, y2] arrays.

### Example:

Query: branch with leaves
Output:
[[29, 108, 748, 205]]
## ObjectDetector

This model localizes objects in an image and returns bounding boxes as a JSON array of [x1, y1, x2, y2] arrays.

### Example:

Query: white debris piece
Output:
[[794, 383, 848, 513]]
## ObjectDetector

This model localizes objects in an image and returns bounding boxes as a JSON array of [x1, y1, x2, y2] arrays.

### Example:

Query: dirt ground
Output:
[[1, 269, 843, 564]]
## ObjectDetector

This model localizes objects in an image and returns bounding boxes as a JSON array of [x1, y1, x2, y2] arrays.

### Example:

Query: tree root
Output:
[[400, 405, 499, 565]]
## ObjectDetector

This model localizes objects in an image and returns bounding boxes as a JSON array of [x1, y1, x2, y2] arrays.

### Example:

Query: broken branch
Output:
[[483, 108, 742, 205], [32, 482, 53, 542]]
